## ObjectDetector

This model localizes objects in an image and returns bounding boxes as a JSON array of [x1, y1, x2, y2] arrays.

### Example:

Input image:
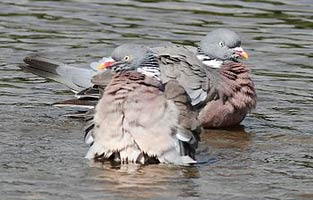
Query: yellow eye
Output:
[[124, 56, 130, 61]]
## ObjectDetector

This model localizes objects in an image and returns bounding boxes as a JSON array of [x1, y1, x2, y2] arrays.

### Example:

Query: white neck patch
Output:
[[137, 67, 161, 81], [197, 55, 223, 69]]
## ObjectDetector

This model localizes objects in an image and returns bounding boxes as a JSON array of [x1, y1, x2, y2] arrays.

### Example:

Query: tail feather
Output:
[[23, 56, 65, 72], [20, 55, 97, 92]]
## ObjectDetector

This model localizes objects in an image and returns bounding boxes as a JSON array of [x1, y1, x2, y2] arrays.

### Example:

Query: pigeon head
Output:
[[98, 44, 156, 73], [98, 44, 160, 79], [197, 29, 248, 67]]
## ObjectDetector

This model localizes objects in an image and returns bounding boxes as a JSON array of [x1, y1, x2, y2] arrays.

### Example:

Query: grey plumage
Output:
[[153, 45, 208, 106], [21, 55, 97, 92]]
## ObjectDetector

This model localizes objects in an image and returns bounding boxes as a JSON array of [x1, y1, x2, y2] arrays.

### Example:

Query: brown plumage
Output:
[[85, 70, 200, 165], [198, 62, 256, 128]]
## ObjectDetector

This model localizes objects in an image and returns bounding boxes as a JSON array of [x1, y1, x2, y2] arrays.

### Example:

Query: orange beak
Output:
[[97, 60, 115, 70], [240, 51, 249, 60], [234, 47, 249, 60]]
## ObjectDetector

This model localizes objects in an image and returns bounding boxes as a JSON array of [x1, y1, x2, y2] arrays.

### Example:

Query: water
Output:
[[1, 0, 312, 199]]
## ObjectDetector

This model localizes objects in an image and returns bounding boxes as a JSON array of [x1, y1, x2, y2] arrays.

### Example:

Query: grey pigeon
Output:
[[194, 29, 256, 128], [85, 44, 200, 165]]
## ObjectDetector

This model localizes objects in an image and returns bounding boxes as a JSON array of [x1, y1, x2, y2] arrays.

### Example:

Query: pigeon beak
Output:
[[234, 47, 249, 60], [97, 58, 116, 70]]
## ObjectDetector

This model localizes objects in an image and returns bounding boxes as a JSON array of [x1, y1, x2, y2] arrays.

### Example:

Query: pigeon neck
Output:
[[136, 67, 161, 81], [136, 54, 161, 81], [197, 47, 224, 69], [196, 54, 223, 69]]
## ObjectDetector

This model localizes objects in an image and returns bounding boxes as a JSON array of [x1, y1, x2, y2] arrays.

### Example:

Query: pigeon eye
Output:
[[218, 41, 224, 47], [123, 56, 130, 61]]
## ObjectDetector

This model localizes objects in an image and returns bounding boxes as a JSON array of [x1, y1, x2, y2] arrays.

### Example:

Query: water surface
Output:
[[1, 0, 313, 199]]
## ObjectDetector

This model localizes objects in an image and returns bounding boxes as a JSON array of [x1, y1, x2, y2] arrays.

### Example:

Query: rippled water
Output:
[[1, 0, 312, 199]]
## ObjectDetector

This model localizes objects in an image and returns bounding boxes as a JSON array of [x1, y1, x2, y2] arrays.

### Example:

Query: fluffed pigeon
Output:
[[84, 44, 201, 165]]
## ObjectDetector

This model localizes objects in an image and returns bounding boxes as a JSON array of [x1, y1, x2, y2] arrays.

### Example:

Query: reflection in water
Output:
[[1, 0, 313, 199], [196, 126, 253, 167], [202, 126, 252, 149], [85, 162, 201, 199]]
